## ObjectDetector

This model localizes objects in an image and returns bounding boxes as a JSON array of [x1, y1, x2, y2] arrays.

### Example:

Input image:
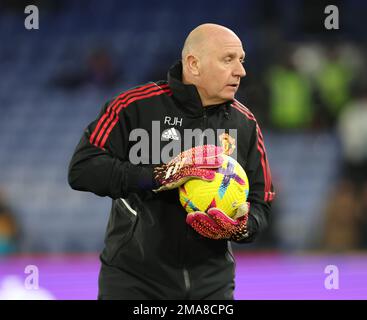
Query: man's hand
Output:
[[186, 202, 250, 241], [153, 145, 224, 192]]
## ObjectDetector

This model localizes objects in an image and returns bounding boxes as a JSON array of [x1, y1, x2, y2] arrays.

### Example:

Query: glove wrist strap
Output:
[[230, 226, 250, 242]]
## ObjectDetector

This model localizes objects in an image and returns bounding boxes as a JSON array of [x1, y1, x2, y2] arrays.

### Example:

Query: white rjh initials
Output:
[[164, 116, 183, 127]]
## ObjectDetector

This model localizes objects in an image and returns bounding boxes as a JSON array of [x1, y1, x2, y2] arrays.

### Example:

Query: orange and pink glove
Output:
[[153, 145, 224, 192], [186, 202, 251, 241]]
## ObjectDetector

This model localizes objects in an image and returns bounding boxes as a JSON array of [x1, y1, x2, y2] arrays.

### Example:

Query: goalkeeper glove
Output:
[[153, 145, 223, 192], [186, 202, 250, 241]]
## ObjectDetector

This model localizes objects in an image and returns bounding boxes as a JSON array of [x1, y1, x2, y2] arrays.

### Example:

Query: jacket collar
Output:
[[167, 60, 231, 118]]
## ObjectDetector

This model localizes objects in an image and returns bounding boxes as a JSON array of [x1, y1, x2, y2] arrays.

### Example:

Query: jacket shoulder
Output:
[[230, 99, 258, 124], [107, 81, 171, 107]]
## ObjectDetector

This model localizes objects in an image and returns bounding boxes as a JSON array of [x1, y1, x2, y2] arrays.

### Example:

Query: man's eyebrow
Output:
[[223, 51, 246, 59], [222, 52, 236, 57]]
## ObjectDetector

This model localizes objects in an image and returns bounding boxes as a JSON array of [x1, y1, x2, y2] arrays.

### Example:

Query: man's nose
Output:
[[234, 62, 246, 78]]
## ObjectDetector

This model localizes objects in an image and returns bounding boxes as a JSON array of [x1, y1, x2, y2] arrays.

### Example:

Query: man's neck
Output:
[[181, 72, 222, 107]]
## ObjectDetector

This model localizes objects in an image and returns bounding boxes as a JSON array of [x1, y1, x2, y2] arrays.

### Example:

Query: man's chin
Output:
[[221, 94, 236, 102]]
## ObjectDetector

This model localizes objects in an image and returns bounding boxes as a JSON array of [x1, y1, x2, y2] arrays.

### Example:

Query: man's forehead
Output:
[[220, 43, 245, 56], [210, 33, 244, 51]]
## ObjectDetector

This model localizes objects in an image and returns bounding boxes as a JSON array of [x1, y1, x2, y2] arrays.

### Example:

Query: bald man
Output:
[[69, 24, 275, 300], [181, 24, 246, 106]]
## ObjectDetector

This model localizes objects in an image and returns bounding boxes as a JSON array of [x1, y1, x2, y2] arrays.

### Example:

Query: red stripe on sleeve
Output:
[[256, 125, 272, 201], [94, 84, 169, 147], [99, 88, 171, 148], [89, 83, 169, 146], [231, 101, 274, 202], [89, 83, 158, 145]]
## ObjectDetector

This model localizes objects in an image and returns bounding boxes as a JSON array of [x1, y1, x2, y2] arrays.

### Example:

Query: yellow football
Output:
[[179, 154, 249, 217]]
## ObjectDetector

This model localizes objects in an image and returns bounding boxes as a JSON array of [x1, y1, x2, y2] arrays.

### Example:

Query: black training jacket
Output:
[[68, 61, 275, 299]]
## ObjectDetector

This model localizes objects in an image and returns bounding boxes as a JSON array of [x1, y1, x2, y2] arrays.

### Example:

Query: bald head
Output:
[[181, 24, 241, 61], [180, 24, 246, 106]]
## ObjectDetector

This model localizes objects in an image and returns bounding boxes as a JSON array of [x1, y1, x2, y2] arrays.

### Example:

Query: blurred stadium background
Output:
[[0, 0, 367, 299]]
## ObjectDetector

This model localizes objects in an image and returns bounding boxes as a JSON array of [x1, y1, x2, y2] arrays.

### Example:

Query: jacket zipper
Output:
[[182, 267, 191, 296], [182, 107, 204, 298], [119, 198, 137, 216], [202, 108, 208, 129]]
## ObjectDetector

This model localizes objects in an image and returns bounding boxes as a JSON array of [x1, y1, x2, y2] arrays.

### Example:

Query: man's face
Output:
[[196, 34, 246, 106]]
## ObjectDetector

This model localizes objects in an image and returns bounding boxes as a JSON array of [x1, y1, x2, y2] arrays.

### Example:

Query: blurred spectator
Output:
[[0, 191, 20, 255], [315, 45, 354, 126], [359, 182, 367, 249], [51, 47, 122, 90], [266, 47, 314, 130], [338, 74, 367, 185], [322, 179, 362, 252], [323, 74, 367, 251]]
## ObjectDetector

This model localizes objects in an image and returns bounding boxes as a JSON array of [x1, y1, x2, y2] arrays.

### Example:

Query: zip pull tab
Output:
[[183, 268, 191, 294], [202, 108, 208, 129]]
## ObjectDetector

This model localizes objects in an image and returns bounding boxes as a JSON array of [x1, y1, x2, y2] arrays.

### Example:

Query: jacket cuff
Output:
[[231, 214, 258, 243], [124, 164, 158, 193]]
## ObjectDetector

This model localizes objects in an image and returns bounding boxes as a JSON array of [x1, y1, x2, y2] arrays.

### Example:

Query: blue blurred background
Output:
[[0, 0, 367, 299]]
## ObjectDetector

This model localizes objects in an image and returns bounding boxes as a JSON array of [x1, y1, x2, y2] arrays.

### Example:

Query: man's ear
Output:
[[185, 54, 200, 76]]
